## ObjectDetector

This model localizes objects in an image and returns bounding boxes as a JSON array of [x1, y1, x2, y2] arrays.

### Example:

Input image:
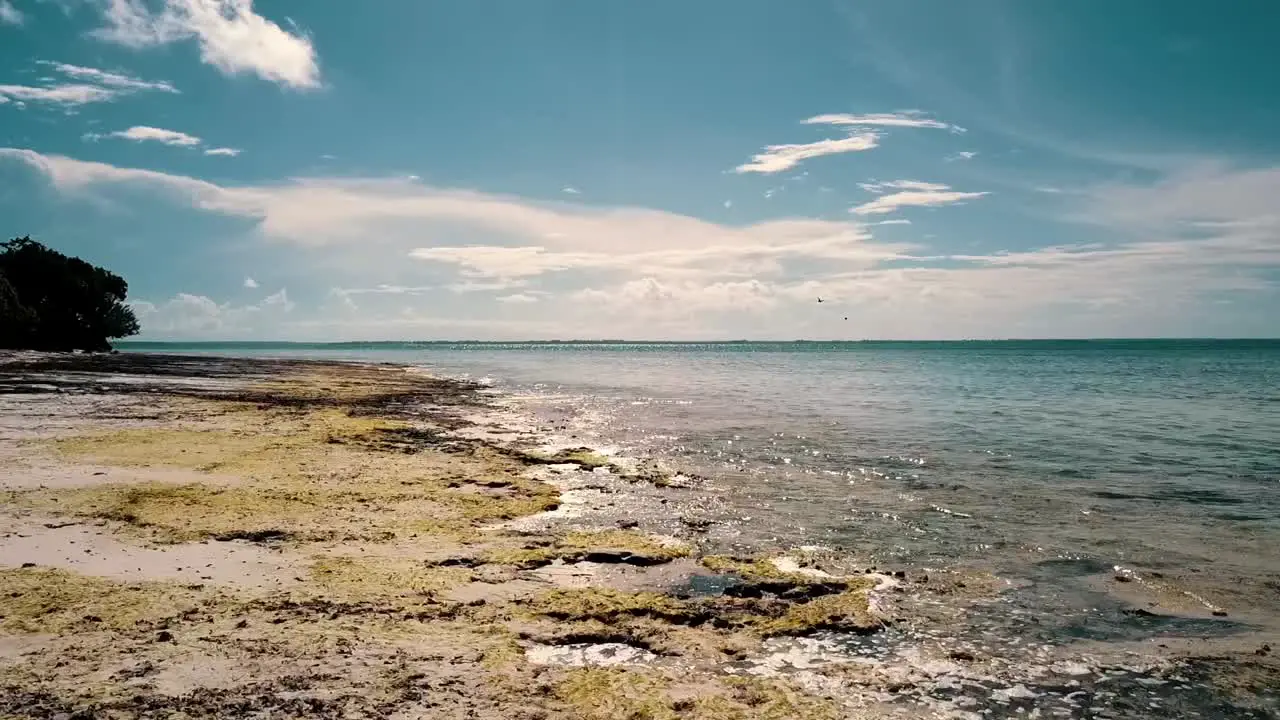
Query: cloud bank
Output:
[[2, 148, 1276, 340]]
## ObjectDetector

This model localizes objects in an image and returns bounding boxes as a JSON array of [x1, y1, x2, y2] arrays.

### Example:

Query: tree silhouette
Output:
[[0, 237, 139, 351]]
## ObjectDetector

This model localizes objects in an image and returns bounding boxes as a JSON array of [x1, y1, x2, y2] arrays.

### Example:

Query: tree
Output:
[[0, 237, 140, 351]]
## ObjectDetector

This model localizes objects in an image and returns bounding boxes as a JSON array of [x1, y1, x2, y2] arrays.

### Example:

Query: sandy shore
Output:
[[0, 352, 1275, 719]]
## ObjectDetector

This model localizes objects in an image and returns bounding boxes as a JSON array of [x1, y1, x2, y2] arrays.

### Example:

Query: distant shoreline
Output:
[[116, 337, 1280, 349]]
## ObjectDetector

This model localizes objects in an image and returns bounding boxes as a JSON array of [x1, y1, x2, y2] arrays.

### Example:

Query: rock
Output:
[[157, 630, 173, 642], [1114, 574, 1133, 583], [679, 516, 713, 532], [1123, 608, 1161, 618], [949, 650, 976, 662], [991, 684, 1038, 702], [20, 562, 35, 568], [618, 519, 640, 529], [581, 549, 670, 566], [1212, 610, 1228, 617]]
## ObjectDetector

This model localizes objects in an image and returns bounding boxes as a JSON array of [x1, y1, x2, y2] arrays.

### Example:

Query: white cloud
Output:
[[204, 147, 241, 156], [0, 150, 910, 275], [861, 180, 952, 193], [734, 133, 880, 174], [562, 187, 580, 195], [496, 293, 539, 304], [947, 151, 978, 161], [804, 111, 962, 132], [36, 61, 177, 93], [874, 219, 912, 226], [0, 84, 118, 105], [93, 0, 321, 90], [851, 181, 989, 216], [335, 284, 436, 296], [0, 62, 175, 107], [735, 110, 964, 175], [107, 125, 203, 146], [1, 1, 26, 25], [723, 200, 732, 209], [131, 288, 294, 337], [243, 276, 258, 288], [448, 280, 526, 293], [1035, 186, 1065, 194], [261, 288, 295, 311]]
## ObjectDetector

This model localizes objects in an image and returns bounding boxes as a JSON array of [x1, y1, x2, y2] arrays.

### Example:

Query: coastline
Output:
[[1, 352, 1275, 718]]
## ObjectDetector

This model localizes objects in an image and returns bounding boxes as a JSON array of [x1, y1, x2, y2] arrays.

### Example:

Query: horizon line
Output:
[[117, 337, 1280, 345]]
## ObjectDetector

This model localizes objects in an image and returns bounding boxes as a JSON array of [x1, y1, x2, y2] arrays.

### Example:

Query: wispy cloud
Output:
[[561, 186, 581, 195], [947, 151, 978, 161], [496, 293, 540, 304], [851, 181, 989, 216], [873, 219, 912, 226], [734, 133, 880, 174], [204, 147, 241, 157], [104, 125, 203, 146], [804, 111, 963, 133], [0, 61, 175, 107], [36, 61, 177, 93], [861, 180, 952, 193], [93, 0, 321, 90], [736, 110, 963, 175], [243, 276, 258, 288], [0, 84, 117, 105], [0, 0, 25, 26], [335, 284, 438, 296]]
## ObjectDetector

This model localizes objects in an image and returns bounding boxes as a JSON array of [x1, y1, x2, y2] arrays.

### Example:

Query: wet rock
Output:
[[679, 516, 713, 532], [1123, 608, 1162, 618], [581, 549, 672, 566]]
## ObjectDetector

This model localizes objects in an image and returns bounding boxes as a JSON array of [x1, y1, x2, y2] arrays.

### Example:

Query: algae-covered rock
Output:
[[481, 530, 692, 569]]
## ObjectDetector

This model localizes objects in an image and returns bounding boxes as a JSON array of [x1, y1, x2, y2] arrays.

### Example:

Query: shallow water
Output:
[[124, 340, 1280, 637]]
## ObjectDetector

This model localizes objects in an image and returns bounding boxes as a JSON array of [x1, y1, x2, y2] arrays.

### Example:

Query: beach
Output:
[[1, 351, 1276, 719]]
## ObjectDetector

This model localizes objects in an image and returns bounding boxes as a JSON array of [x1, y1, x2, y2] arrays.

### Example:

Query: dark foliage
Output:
[[0, 236, 140, 351]]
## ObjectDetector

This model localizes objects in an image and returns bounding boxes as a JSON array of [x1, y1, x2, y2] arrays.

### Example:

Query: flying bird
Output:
[[817, 297, 824, 303]]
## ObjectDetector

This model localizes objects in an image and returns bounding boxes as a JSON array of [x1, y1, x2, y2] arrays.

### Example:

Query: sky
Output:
[[1, 0, 1278, 341]]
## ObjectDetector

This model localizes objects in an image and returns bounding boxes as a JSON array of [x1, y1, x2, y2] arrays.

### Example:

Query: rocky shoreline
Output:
[[0, 352, 1275, 719]]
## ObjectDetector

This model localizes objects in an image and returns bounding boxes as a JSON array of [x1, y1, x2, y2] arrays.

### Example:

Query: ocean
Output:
[[121, 339, 1280, 646]]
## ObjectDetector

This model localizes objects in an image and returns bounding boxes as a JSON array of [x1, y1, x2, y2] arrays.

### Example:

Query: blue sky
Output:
[[1, 0, 1278, 340]]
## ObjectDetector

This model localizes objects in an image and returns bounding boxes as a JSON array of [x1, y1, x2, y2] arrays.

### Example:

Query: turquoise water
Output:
[[122, 339, 1280, 634]]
